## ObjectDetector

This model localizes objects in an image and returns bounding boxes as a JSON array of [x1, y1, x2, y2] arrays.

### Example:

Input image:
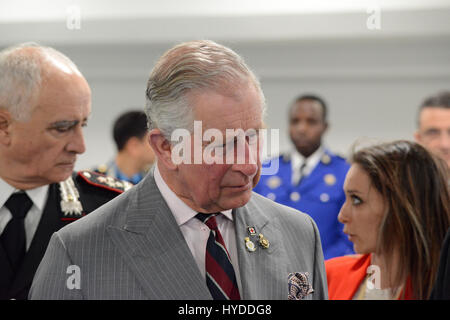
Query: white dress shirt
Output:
[[290, 146, 325, 185], [0, 178, 49, 250], [153, 163, 242, 293]]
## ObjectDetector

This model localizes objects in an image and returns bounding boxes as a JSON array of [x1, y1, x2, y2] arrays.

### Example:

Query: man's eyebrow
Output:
[[49, 115, 90, 127], [48, 120, 80, 128], [202, 127, 262, 146]]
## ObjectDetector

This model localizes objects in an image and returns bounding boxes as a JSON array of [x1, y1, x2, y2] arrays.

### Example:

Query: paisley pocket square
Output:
[[288, 272, 314, 300]]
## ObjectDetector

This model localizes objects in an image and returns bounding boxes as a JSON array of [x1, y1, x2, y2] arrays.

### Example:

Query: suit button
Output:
[[290, 192, 301, 202], [320, 193, 330, 202]]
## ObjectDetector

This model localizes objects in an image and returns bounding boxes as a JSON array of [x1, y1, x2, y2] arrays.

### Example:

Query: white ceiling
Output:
[[0, 0, 449, 46], [2, 0, 450, 21]]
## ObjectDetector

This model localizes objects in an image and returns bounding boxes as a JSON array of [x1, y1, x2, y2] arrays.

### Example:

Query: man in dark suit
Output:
[[30, 40, 327, 300], [0, 43, 129, 299]]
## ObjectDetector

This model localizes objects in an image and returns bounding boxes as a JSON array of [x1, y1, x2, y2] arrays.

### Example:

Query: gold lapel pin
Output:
[[258, 233, 270, 249], [244, 237, 256, 252]]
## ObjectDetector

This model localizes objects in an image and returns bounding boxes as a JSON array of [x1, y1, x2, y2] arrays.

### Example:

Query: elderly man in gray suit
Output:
[[30, 40, 328, 300]]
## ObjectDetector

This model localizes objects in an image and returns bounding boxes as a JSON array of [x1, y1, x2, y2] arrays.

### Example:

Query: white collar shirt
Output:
[[290, 146, 325, 185], [0, 178, 49, 250], [153, 163, 242, 294]]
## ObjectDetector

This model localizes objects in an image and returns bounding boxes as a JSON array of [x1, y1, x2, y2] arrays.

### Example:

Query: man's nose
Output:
[[438, 131, 450, 150], [295, 121, 308, 134], [66, 126, 86, 154], [231, 140, 259, 177]]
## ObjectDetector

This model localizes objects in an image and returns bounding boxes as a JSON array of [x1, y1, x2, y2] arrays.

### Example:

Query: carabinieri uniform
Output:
[[0, 171, 131, 300]]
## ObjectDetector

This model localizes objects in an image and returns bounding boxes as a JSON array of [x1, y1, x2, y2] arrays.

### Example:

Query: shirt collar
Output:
[[0, 177, 15, 208], [0, 177, 49, 211], [26, 185, 50, 211], [113, 162, 142, 184], [291, 145, 325, 176], [153, 163, 232, 227]]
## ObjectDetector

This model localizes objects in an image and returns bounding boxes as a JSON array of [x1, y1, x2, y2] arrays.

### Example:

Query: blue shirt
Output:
[[92, 160, 145, 185], [114, 166, 143, 185]]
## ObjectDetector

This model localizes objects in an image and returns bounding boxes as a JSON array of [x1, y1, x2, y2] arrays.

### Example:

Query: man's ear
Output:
[[0, 109, 12, 146], [414, 131, 421, 143], [148, 129, 177, 170]]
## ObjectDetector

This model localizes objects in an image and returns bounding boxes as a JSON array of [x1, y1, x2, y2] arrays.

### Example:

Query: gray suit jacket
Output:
[[29, 171, 328, 300]]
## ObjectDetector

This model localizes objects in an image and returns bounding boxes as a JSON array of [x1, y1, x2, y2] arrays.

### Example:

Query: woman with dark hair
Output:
[[326, 140, 450, 300]]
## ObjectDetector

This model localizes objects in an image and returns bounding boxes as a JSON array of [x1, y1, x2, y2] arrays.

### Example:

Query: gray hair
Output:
[[145, 40, 266, 140], [0, 42, 81, 121]]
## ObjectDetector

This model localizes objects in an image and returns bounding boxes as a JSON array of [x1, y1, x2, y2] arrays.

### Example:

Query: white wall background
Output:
[[1, 0, 449, 170]]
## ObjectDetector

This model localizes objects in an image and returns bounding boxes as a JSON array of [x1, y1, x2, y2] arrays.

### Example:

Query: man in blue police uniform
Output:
[[253, 94, 354, 260], [0, 43, 130, 299], [93, 110, 155, 184]]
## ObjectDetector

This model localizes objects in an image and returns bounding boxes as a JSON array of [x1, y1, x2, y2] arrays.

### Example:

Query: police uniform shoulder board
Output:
[[77, 170, 133, 193], [58, 171, 132, 221], [330, 150, 351, 163]]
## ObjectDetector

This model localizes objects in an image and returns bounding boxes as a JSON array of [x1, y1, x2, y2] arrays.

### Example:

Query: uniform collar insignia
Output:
[[79, 170, 133, 192], [321, 153, 331, 165], [59, 176, 83, 217]]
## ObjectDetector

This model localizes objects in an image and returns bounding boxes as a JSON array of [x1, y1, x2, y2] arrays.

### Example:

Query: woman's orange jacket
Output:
[[325, 254, 413, 300]]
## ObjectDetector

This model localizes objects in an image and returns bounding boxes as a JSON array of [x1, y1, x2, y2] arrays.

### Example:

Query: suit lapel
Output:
[[234, 196, 288, 299], [9, 183, 63, 298], [107, 172, 211, 299]]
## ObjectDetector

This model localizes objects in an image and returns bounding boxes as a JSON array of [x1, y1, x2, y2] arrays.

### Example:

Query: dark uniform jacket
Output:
[[0, 171, 131, 300]]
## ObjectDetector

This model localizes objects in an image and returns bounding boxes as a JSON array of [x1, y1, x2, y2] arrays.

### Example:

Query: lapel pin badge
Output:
[[244, 237, 256, 252], [247, 226, 257, 236], [258, 233, 270, 249]]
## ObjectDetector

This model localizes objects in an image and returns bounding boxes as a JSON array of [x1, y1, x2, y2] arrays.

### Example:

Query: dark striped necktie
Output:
[[196, 213, 241, 300]]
